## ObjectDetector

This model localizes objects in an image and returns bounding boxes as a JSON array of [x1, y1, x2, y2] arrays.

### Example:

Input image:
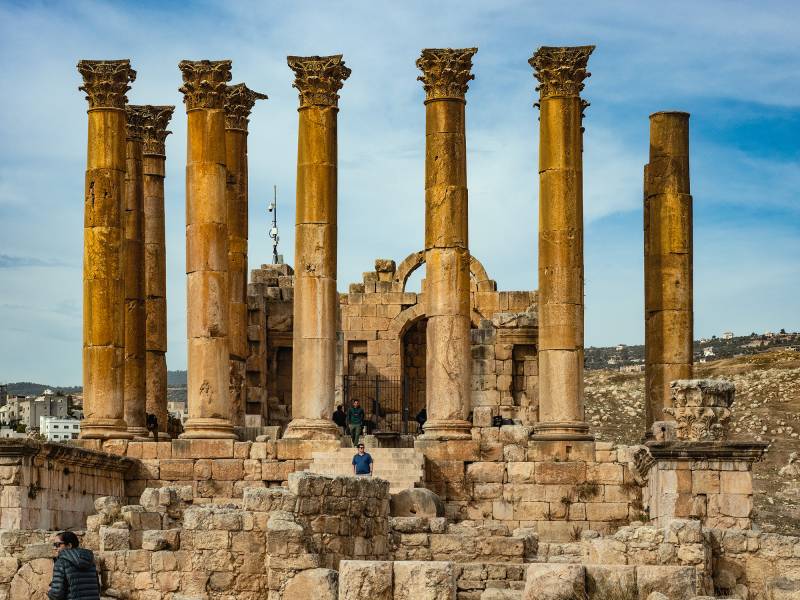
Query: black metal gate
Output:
[[342, 376, 422, 435]]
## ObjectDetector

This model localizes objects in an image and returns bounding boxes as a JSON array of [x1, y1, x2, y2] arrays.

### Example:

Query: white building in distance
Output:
[[39, 415, 80, 442]]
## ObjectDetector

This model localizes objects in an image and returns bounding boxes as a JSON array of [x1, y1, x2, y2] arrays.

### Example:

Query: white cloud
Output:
[[0, 0, 797, 382]]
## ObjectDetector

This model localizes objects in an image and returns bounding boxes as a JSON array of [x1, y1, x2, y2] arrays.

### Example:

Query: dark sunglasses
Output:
[[53, 542, 66, 548]]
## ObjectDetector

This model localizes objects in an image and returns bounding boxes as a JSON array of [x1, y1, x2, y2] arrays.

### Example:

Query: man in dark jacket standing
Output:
[[48, 531, 100, 600], [347, 399, 365, 446]]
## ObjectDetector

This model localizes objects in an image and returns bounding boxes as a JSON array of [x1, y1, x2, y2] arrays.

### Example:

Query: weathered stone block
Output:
[[285, 568, 338, 600], [466, 462, 505, 483], [522, 564, 585, 600], [393, 560, 456, 600], [100, 527, 130, 551], [636, 566, 696, 599], [339, 560, 393, 600]]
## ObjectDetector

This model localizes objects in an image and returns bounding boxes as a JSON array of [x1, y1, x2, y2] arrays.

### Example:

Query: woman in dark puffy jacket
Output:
[[48, 531, 100, 600]]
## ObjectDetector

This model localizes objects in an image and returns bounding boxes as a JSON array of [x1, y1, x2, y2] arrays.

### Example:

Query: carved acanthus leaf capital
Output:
[[142, 105, 175, 156], [179, 60, 232, 110], [77, 59, 136, 109], [225, 84, 268, 131], [664, 378, 735, 441], [529, 45, 594, 100], [287, 55, 351, 108], [416, 48, 477, 101], [125, 105, 150, 141]]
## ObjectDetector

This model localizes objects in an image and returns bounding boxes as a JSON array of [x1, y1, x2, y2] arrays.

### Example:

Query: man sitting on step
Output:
[[352, 444, 373, 477]]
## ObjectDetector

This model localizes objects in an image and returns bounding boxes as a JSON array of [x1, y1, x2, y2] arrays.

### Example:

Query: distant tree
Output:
[[780, 328, 786, 334], [15, 423, 26, 433]]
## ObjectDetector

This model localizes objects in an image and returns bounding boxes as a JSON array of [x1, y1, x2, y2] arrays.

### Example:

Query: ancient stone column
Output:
[[224, 84, 267, 429], [123, 105, 150, 438], [142, 105, 174, 436], [77, 60, 136, 439], [529, 46, 594, 441], [644, 111, 693, 434], [179, 59, 237, 439], [284, 55, 350, 440], [416, 48, 477, 440]]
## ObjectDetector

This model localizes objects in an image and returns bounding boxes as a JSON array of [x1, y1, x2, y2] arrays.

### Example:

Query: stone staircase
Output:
[[307, 447, 425, 494]]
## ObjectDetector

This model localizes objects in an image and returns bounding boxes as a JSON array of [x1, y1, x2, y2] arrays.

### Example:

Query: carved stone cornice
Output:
[[142, 105, 175, 156], [664, 378, 735, 442], [287, 55, 351, 108], [125, 105, 150, 141], [224, 83, 268, 131], [77, 59, 136, 109], [416, 48, 477, 101], [529, 45, 594, 99], [178, 60, 232, 110]]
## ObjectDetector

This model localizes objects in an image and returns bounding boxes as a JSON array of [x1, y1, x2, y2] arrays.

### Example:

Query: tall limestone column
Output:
[[644, 112, 693, 434], [142, 105, 174, 436], [224, 84, 267, 429], [123, 105, 150, 437], [529, 46, 594, 441], [77, 60, 136, 439], [416, 48, 477, 440], [284, 55, 350, 440], [179, 60, 237, 439]]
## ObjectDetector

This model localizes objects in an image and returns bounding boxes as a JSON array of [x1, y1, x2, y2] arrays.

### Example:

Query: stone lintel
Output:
[[529, 439, 595, 462], [416, 47, 477, 102], [0, 439, 134, 473], [224, 83, 268, 131], [287, 54, 351, 108], [178, 59, 233, 110], [142, 105, 175, 156], [77, 59, 136, 109], [529, 45, 594, 100], [645, 440, 769, 463]]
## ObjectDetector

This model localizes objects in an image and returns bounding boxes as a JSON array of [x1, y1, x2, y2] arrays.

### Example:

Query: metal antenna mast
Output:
[[268, 185, 280, 264]]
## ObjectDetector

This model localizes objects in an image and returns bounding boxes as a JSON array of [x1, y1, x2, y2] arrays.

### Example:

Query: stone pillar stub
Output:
[[78, 59, 136, 440], [644, 111, 693, 436], [284, 55, 350, 441], [416, 48, 476, 440], [529, 46, 594, 442], [224, 83, 267, 429], [123, 105, 150, 438], [142, 105, 174, 436], [179, 59, 238, 439]]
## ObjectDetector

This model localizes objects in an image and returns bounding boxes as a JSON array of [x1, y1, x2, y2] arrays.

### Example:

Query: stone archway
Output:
[[392, 250, 495, 293]]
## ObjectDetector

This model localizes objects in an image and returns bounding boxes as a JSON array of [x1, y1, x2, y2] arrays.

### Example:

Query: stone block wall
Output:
[[0, 439, 131, 531], [415, 435, 644, 541]]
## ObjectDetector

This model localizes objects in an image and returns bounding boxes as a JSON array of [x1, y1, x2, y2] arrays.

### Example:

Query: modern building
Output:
[[39, 415, 80, 442], [722, 331, 734, 340], [0, 390, 72, 431]]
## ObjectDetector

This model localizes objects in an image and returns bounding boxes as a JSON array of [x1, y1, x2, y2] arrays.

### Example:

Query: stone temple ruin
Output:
[[1, 47, 798, 600]]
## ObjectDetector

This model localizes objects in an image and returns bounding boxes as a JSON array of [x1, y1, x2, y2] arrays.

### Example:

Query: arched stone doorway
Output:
[[401, 316, 427, 427]]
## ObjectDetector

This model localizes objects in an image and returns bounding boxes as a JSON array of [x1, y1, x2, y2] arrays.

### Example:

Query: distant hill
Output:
[[5, 382, 81, 396], [167, 370, 187, 386], [585, 331, 799, 370]]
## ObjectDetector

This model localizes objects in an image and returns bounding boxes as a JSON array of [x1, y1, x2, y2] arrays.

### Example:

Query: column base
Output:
[[180, 417, 238, 439], [80, 419, 133, 440], [127, 427, 150, 439], [419, 418, 473, 440], [531, 421, 594, 441], [283, 418, 341, 440]]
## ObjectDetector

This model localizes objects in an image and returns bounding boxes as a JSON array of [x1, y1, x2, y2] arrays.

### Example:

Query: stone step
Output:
[[307, 447, 424, 493]]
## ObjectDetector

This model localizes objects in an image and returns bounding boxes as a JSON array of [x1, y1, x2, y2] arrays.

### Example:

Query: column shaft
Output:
[[416, 47, 477, 440], [530, 46, 594, 441], [78, 59, 136, 439], [644, 111, 693, 433], [179, 59, 237, 439], [123, 106, 149, 437], [143, 106, 174, 436], [224, 84, 267, 430], [284, 55, 350, 440]]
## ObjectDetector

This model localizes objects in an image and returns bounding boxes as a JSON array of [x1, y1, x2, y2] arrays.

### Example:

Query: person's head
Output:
[[336, 405, 343, 412], [53, 531, 79, 555], [353, 399, 360, 407], [357, 443, 365, 454]]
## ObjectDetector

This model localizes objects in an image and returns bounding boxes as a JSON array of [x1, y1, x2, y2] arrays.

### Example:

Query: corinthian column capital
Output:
[[224, 84, 268, 131], [178, 60, 232, 110], [142, 105, 175, 156], [125, 105, 150, 141], [529, 45, 594, 99], [77, 59, 136, 109], [287, 55, 351, 108], [416, 48, 477, 101]]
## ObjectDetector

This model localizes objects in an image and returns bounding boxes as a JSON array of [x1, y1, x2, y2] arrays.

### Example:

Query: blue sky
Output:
[[0, 0, 798, 384]]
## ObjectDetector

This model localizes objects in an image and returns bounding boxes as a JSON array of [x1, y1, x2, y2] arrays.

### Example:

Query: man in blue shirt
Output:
[[352, 444, 373, 476]]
